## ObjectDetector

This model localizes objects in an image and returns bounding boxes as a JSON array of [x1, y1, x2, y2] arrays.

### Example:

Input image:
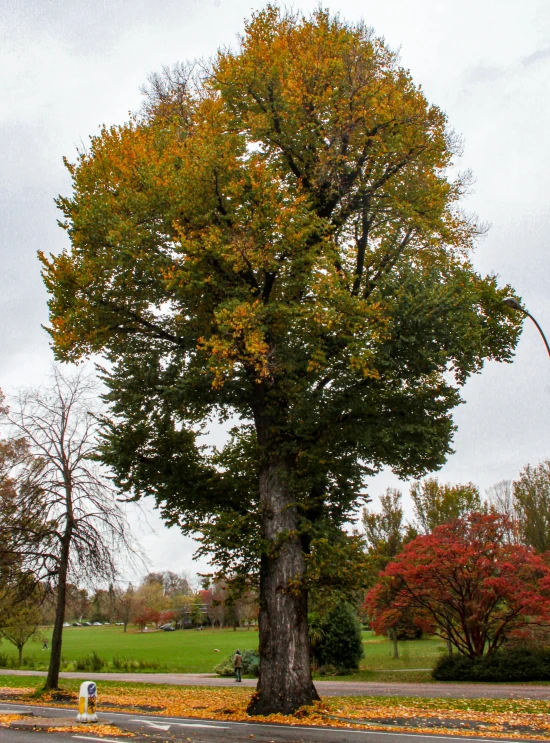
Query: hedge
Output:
[[432, 646, 550, 682]]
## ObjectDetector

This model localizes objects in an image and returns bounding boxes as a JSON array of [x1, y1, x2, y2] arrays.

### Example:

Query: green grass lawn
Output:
[[0, 625, 259, 673], [0, 626, 445, 679], [361, 631, 446, 670]]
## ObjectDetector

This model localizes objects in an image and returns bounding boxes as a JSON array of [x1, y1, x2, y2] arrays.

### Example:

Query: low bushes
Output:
[[71, 651, 163, 672], [214, 649, 260, 677], [0, 652, 41, 669], [433, 647, 550, 681], [111, 655, 161, 672], [74, 650, 105, 672]]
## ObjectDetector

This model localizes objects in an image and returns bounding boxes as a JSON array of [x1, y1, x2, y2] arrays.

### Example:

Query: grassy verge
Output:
[[313, 669, 434, 683]]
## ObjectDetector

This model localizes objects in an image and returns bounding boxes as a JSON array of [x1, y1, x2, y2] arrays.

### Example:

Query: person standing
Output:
[[233, 649, 243, 682]]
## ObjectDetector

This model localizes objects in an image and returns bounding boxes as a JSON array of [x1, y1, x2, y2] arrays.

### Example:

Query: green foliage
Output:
[[513, 461, 550, 553], [111, 655, 162, 672], [410, 478, 483, 533], [74, 650, 105, 672], [214, 649, 260, 677], [314, 602, 364, 672], [40, 6, 521, 584], [433, 647, 550, 682], [362, 488, 419, 578]]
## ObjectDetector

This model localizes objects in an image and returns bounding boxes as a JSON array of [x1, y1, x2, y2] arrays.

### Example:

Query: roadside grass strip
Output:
[[1, 682, 550, 740]]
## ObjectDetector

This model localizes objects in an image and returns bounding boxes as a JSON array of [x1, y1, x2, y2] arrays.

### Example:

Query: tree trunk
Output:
[[447, 638, 453, 656], [18, 646, 23, 666], [44, 536, 70, 690], [247, 458, 319, 715], [392, 630, 399, 659]]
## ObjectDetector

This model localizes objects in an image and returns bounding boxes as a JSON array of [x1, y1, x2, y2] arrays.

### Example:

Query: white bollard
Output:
[[76, 681, 98, 723]]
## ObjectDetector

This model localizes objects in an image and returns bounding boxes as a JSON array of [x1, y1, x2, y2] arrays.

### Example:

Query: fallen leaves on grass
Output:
[[2, 685, 550, 740], [0, 687, 35, 698]]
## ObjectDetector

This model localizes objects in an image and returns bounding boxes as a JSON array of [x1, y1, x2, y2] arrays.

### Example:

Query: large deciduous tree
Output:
[[365, 513, 550, 658], [40, 7, 521, 713]]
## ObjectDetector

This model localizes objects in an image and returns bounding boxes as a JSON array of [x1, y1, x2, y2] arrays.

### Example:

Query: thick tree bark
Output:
[[247, 457, 319, 715], [44, 536, 70, 690]]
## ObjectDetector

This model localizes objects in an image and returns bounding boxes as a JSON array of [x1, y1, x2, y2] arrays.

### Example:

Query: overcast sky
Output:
[[2, 0, 549, 580]]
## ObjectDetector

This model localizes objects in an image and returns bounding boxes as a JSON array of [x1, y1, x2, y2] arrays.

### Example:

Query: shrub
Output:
[[242, 649, 260, 677], [314, 602, 363, 672], [213, 656, 233, 677], [214, 649, 260, 677], [433, 647, 550, 682], [111, 656, 161, 672], [75, 650, 105, 672], [0, 652, 9, 668]]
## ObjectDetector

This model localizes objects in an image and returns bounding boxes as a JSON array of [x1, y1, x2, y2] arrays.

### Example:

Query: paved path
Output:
[[2, 669, 550, 699]]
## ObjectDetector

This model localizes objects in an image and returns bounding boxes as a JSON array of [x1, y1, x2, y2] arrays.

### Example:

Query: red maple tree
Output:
[[365, 512, 550, 657]]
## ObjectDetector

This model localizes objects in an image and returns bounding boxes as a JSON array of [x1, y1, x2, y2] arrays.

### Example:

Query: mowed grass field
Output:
[[6, 626, 260, 673], [0, 625, 446, 679]]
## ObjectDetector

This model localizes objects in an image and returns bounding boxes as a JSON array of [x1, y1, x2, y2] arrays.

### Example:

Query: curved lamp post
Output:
[[503, 296, 550, 358]]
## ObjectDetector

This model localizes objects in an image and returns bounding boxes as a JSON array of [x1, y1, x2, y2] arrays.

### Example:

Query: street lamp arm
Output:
[[522, 309, 550, 358], [504, 297, 550, 358]]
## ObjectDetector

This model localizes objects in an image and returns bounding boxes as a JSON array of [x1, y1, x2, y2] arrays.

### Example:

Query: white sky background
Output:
[[1, 0, 549, 579]]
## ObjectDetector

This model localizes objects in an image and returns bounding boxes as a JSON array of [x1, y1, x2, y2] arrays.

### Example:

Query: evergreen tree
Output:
[[315, 602, 364, 671]]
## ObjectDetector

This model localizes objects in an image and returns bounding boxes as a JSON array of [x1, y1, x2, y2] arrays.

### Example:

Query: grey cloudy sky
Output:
[[1, 0, 549, 578]]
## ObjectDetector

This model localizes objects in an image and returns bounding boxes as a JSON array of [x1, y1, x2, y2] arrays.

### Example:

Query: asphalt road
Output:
[[2, 670, 550, 699], [2, 702, 547, 743]]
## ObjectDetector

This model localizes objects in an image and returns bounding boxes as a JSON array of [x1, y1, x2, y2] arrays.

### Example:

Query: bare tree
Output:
[[0, 366, 139, 690], [234, 589, 259, 630]]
